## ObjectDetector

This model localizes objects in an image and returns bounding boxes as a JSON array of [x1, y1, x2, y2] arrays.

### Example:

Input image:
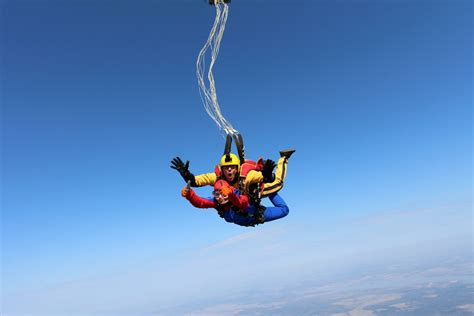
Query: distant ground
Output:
[[154, 254, 473, 316], [155, 281, 473, 316]]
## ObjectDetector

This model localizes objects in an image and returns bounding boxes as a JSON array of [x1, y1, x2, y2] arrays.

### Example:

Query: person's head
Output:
[[213, 180, 230, 205], [220, 153, 240, 182]]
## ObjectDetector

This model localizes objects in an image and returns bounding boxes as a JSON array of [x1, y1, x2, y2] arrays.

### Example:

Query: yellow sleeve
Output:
[[243, 170, 264, 193], [194, 173, 218, 187]]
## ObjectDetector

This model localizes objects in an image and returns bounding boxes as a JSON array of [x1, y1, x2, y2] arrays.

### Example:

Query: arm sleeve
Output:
[[228, 192, 249, 210], [243, 170, 264, 194], [194, 173, 218, 187], [186, 189, 217, 209]]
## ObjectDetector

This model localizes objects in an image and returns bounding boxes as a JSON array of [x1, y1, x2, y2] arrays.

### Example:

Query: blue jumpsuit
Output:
[[221, 193, 289, 227]]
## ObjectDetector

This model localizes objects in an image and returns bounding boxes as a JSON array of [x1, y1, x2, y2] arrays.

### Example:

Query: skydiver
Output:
[[170, 149, 295, 198], [181, 179, 289, 227]]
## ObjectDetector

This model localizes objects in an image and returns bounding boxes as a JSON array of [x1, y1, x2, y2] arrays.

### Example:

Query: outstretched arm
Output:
[[171, 157, 197, 186], [182, 185, 217, 209], [171, 156, 219, 187], [194, 172, 218, 186]]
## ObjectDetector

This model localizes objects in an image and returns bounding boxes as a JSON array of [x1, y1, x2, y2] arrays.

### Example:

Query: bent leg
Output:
[[262, 193, 289, 222], [261, 157, 288, 197]]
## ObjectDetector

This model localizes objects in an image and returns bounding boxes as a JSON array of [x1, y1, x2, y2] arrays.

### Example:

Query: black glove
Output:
[[261, 159, 276, 183], [171, 157, 196, 185]]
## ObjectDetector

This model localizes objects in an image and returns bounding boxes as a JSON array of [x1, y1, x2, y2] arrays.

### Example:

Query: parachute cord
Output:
[[196, 2, 239, 138]]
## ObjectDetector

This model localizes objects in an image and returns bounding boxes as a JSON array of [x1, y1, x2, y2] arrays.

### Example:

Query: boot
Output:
[[279, 149, 295, 160]]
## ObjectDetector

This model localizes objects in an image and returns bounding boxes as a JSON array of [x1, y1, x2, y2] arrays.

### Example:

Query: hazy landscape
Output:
[[155, 251, 473, 316]]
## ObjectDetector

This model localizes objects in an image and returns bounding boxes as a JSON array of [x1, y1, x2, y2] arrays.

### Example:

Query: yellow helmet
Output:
[[220, 153, 240, 168]]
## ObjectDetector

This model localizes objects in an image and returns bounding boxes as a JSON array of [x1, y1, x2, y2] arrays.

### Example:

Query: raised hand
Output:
[[261, 159, 276, 182]]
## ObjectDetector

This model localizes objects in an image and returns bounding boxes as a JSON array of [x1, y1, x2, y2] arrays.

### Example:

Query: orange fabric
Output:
[[214, 179, 233, 196], [181, 187, 189, 197], [220, 184, 233, 196]]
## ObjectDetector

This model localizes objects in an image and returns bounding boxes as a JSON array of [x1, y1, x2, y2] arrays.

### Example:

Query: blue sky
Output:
[[2, 0, 472, 315]]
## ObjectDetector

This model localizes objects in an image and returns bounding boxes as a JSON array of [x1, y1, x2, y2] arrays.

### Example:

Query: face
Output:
[[222, 165, 238, 182], [213, 190, 229, 205]]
